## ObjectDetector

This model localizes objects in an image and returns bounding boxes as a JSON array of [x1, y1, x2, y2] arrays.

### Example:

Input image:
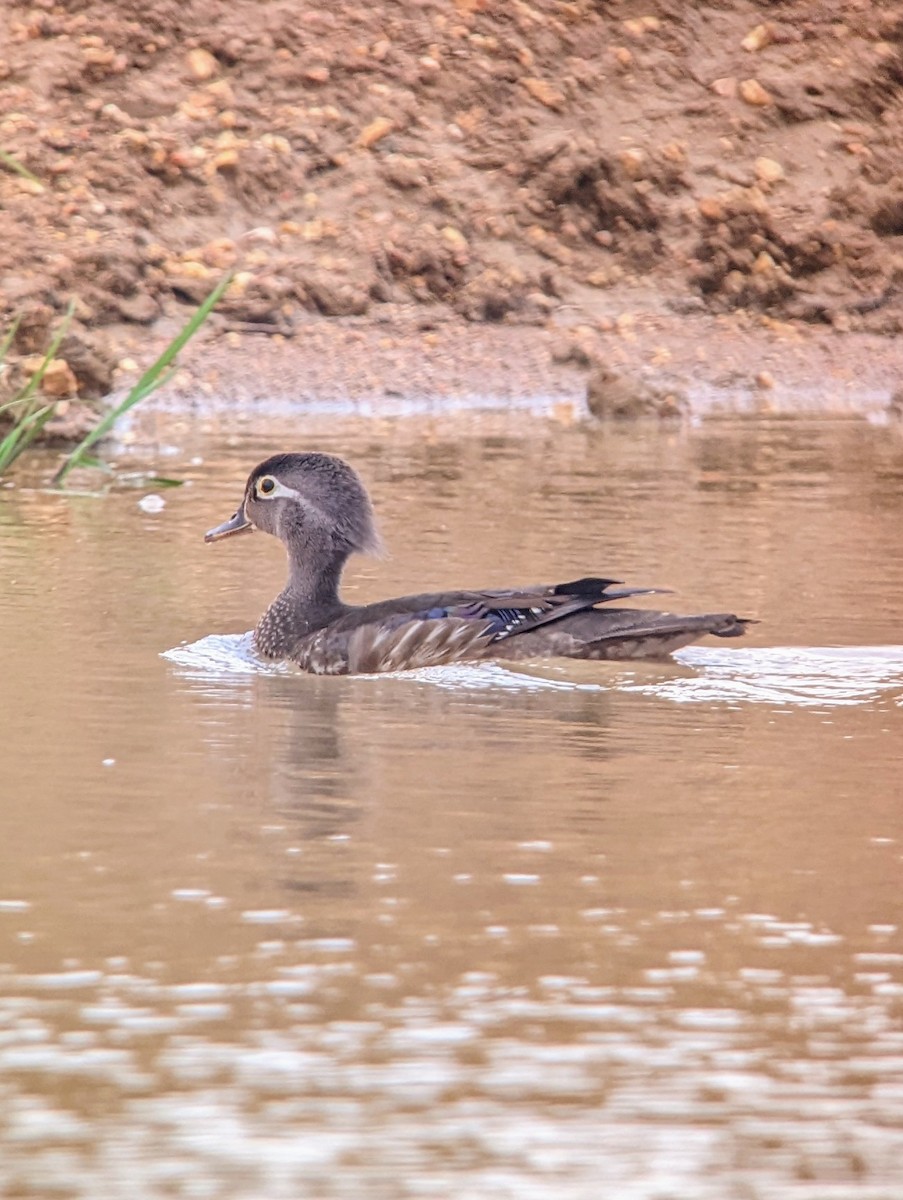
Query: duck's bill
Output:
[[205, 507, 252, 543]]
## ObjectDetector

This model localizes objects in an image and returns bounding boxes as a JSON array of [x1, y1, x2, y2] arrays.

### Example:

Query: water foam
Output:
[[164, 635, 903, 707]]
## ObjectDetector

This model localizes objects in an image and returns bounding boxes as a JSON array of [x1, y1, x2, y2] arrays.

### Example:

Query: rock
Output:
[[620, 148, 645, 178], [440, 226, 469, 259], [185, 48, 218, 82], [199, 238, 238, 267], [241, 226, 278, 246], [83, 44, 118, 69], [586, 366, 687, 420], [742, 23, 775, 52], [711, 76, 738, 99], [357, 117, 394, 149], [212, 148, 239, 171], [116, 292, 159, 324], [382, 154, 428, 190], [300, 273, 370, 316], [550, 336, 595, 367], [524, 226, 573, 265], [754, 156, 784, 183], [206, 79, 235, 106], [586, 265, 622, 288], [37, 357, 79, 397], [661, 141, 687, 164], [521, 77, 565, 111], [455, 268, 530, 321], [168, 257, 214, 281], [739, 78, 773, 107], [167, 275, 215, 304], [57, 332, 115, 399], [623, 16, 661, 37], [697, 195, 725, 221]]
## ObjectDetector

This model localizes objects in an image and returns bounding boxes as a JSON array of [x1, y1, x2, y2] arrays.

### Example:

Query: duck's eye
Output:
[[257, 476, 277, 497]]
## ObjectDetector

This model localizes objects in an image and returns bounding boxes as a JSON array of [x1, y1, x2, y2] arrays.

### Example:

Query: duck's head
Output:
[[205, 452, 382, 558]]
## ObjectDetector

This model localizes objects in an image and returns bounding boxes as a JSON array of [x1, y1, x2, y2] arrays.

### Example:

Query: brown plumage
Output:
[[205, 452, 754, 676]]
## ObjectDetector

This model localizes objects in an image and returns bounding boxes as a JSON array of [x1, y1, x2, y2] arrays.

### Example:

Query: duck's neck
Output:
[[254, 539, 349, 659]]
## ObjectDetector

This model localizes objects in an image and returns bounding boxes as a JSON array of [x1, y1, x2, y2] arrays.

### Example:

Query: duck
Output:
[[204, 452, 753, 675]]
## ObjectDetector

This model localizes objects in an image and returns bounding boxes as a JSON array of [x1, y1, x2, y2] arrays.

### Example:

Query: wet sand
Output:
[[120, 303, 903, 421]]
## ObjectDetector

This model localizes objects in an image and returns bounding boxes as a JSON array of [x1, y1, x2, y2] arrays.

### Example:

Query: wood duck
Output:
[[205, 452, 753, 675]]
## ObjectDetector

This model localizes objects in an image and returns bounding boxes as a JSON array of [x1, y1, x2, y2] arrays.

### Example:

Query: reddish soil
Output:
[[2, 0, 903, 415]]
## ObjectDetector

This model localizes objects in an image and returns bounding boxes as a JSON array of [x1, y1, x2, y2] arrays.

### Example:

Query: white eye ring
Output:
[[257, 476, 277, 497]]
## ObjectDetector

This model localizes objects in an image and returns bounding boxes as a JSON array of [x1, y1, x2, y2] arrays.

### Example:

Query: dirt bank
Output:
[[2, 0, 903, 414]]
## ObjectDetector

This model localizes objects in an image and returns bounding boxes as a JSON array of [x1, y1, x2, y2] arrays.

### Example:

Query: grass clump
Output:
[[0, 301, 76, 475], [0, 273, 231, 485]]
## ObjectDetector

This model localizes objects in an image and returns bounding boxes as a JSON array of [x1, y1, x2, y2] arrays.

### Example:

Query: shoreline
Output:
[[115, 304, 902, 423]]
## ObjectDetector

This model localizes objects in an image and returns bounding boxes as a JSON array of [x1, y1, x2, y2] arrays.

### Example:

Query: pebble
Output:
[[440, 225, 468, 253], [357, 117, 394, 148], [242, 226, 278, 245], [739, 78, 773, 106], [185, 48, 218, 82], [661, 141, 686, 163], [40, 358, 78, 396], [620, 148, 645, 178], [623, 16, 660, 37], [117, 293, 158, 324], [199, 237, 237, 266], [754, 156, 784, 183], [212, 148, 239, 171], [206, 79, 234, 106], [521, 77, 564, 110], [697, 195, 724, 221], [752, 251, 778, 274], [742, 23, 775, 53], [167, 259, 212, 280]]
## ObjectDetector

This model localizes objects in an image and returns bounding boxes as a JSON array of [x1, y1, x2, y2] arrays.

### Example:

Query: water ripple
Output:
[[662, 644, 903, 707], [164, 635, 903, 707]]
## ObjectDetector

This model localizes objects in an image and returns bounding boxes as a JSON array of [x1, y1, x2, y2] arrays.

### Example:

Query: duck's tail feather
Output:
[[574, 611, 756, 660], [552, 576, 673, 603]]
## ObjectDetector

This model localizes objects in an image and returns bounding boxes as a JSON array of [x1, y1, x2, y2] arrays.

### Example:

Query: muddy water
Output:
[[1, 414, 902, 1199]]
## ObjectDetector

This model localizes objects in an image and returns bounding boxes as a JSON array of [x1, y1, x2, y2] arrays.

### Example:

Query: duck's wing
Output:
[[292, 578, 668, 674], [495, 607, 754, 663], [442, 577, 668, 640]]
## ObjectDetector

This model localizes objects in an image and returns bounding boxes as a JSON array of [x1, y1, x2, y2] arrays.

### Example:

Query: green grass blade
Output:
[[1, 307, 71, 415], [0, 314, 22, 367], [52, 272, 232, 486], [0, 302, 75, 475], [0, 402, 57, 473], [14, 300, 76, 405], [0, 148, 42, 186]]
